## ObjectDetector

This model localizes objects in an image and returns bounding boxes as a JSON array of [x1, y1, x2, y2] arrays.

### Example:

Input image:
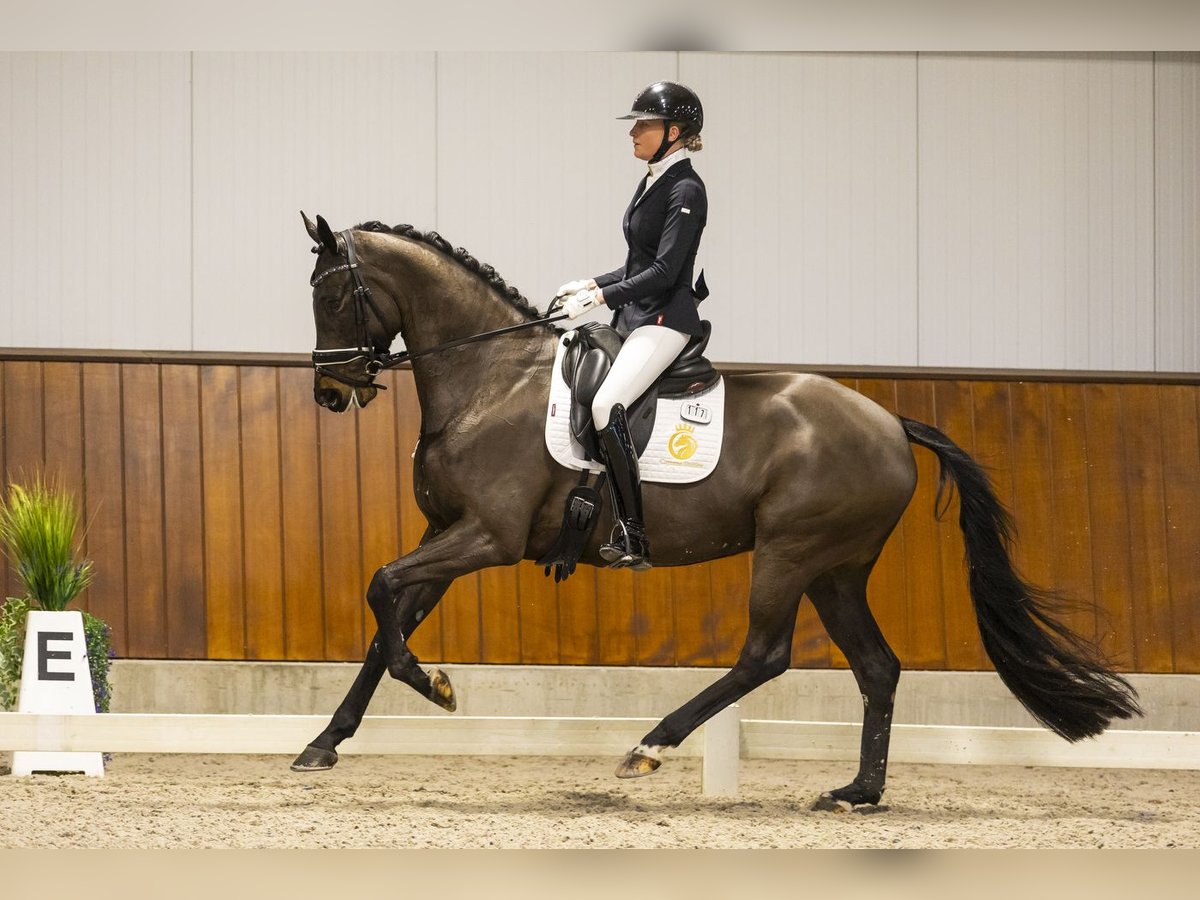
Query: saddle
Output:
[[560, 320, 720, 461]]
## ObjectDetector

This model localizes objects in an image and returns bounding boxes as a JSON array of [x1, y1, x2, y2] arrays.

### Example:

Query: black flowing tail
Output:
[[899, 416, 1142, 740]]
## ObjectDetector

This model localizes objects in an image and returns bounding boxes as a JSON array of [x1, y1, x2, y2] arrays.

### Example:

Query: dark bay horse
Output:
[[293, 213, 1140, 809]]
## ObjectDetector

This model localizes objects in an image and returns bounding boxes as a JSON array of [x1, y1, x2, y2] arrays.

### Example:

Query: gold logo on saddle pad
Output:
[[668, 423, 698, 460]]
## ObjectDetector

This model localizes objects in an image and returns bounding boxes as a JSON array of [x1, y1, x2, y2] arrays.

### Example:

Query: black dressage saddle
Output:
[[560, 320, 720, 462]]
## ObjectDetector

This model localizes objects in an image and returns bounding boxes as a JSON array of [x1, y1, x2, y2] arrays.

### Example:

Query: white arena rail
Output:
[[3, 708, 1198, 794]]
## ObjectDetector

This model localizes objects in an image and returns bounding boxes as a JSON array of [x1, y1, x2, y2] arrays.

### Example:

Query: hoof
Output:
[[615, 748, 662, 779], [811, 788, 886, 813], [290, 744, 338, 772], [428, 667, 457, 712]]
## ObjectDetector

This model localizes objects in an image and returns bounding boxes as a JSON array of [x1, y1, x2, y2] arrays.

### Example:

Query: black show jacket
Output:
[[593, 157, 707, 337]]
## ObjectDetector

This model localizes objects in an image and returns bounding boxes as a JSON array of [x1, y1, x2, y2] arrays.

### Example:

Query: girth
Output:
[[560, 320, 720, 461]]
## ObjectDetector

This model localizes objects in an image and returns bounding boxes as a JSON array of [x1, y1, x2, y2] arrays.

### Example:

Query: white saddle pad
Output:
[[544, 331, 725, 484]]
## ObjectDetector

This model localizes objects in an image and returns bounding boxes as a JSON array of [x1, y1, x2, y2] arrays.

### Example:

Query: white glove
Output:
[[561, 289, 600, 319], [555, 279, 593, 298]]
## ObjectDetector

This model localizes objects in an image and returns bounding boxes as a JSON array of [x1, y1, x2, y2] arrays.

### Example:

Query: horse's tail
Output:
[[899, 416, 1142, 740]]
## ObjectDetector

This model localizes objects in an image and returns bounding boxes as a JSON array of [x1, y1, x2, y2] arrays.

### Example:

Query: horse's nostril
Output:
[[315, 388, 341, 409]]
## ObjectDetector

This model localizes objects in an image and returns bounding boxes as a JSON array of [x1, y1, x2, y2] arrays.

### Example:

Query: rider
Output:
[[555, 81, 708, 571]]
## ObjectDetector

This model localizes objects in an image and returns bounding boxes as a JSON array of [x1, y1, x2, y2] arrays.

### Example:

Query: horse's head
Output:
[[303, 212, 395, 412]]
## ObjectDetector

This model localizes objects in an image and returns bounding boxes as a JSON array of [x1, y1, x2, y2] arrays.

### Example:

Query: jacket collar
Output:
[[634, 156, 693, 208]]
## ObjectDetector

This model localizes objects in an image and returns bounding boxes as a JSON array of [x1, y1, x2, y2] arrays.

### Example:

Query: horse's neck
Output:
[[410, 330, 556, 437], [397, 272, 553, 435], [371, 232, 554, 436]]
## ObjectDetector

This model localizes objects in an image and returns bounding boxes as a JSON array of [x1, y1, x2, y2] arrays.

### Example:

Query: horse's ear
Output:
[[301, 210, 321, 244], [315, 214, 340, 255]]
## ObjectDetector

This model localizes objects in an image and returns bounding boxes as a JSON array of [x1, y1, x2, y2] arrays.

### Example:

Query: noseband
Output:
[[310, 229, 568, 391]]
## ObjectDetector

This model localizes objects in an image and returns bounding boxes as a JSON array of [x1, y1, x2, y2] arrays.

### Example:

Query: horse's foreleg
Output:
[[291, 632, 387, 771], [366, 519, 516, 708], [368, 576, 455, 710], [291, 578, 449, 772], [806, 566, 900, 810], [616, 552, 803, 778]]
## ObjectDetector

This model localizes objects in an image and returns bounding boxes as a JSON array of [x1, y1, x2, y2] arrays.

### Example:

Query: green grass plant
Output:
[[0, 476, 93, 611]]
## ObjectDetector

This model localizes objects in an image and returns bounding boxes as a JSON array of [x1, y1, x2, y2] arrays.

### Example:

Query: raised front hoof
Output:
[[615, 748, 662, 779], [428, 667, 457, 712], [811, 786, 887, 813], [290, 744, 338, 772]]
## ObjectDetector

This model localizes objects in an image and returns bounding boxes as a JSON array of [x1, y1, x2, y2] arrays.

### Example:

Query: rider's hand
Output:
[[561, 289, 600, 319], [555, 279, 596, 298]]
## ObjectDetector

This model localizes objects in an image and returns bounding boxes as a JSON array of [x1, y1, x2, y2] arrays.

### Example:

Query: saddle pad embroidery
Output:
[[544, 334, 725, 485]]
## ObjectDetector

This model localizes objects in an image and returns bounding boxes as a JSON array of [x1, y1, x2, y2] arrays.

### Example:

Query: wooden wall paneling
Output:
[[317, 409, 365, 661], [671, 560, 716, 667], [596, 567, 638, 665], [159, 365, 207, 658], [1082, 384, 1137, 668], [277, 367, 326, 660], [392, 372, 441, 662], [1120, 385, 1174, 672], [970, 381, 1017, 668], [0, 364, 6, 595], [633, 565, 675, 665], [1160, 386, 1200, 672], [1043, 383, 1099, 646], [41, 362, 84, 500], [479, 564, 522, 663], [933, 380, 986, 669], [1006, 382, 1063, 646], [200, 366, 246, 659], [80, 363, 128, 654], [853, 380, 909, 666], [2, 362, 44, 599], [708, 553, 755, 668], [40, 363, 86, 611], [557, 565, 600, 666], [517, 561, 560, 664], [355, 369, 402, 657], [120, 364, 167, 657], [439, 573, 483, 664], [238, 367, 286, 660], [893, 379, 947, 669]]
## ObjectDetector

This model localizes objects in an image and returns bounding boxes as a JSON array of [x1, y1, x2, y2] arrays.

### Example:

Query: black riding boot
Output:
[[597, 404, 651, 570]]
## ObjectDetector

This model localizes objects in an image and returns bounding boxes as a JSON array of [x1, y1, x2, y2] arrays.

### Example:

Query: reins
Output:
[[311, 229, 567, 390]]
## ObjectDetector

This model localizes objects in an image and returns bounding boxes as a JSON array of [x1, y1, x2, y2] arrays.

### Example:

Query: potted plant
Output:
[[0, 475, 113, 714]]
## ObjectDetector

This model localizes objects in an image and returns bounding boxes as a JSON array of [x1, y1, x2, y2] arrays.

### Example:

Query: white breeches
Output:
[[592, 325, 690, 430]]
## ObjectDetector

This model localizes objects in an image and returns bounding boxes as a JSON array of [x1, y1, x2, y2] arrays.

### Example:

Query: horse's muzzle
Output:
[[315, 385, 348, 412]]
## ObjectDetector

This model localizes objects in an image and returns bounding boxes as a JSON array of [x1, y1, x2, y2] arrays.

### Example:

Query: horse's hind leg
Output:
[[616, 552, 804, 777], [805, 565, 900, 810]]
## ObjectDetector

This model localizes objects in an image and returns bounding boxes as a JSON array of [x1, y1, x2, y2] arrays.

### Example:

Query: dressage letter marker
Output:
[[10, 611, 104, 777]]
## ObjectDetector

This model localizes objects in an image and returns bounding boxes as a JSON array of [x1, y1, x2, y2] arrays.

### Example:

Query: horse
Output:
[[292, 212, 1141, 810]]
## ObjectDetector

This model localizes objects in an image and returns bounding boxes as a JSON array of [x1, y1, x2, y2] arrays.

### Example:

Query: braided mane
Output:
[[355, 221, 549, 324]]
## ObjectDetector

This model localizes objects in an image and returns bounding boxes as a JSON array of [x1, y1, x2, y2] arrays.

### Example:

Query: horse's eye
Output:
[[320, 296, 341, 313]]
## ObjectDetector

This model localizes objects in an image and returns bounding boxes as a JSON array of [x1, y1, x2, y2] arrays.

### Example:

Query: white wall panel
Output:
[[680, 52, 918, 366], [191, 52, 437, 353], [918, 53, 1156, 370], [0, 52, 191, 349], [2, 51, 1197, 371], [435, 52, 676, 326], [1155, 52, 1200, 373]]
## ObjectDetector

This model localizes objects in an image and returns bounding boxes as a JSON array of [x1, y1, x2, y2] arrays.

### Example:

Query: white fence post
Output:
[[701, 703, 740, 797]]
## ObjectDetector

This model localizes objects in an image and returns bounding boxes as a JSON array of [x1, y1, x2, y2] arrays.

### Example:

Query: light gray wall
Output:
[[1, 51, 1197, 370]]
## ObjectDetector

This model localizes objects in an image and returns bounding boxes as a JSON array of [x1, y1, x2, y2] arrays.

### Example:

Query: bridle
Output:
[[311, 229, 568, 391]]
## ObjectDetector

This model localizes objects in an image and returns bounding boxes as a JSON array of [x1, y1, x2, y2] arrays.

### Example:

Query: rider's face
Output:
[[629, 119, 679, 162]]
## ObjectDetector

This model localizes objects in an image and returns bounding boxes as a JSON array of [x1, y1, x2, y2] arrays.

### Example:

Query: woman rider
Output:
[[555, 81, 708, 571]]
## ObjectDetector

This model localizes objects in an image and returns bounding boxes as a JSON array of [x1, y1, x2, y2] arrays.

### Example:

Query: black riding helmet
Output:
[[618, 81, 703, 163]]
